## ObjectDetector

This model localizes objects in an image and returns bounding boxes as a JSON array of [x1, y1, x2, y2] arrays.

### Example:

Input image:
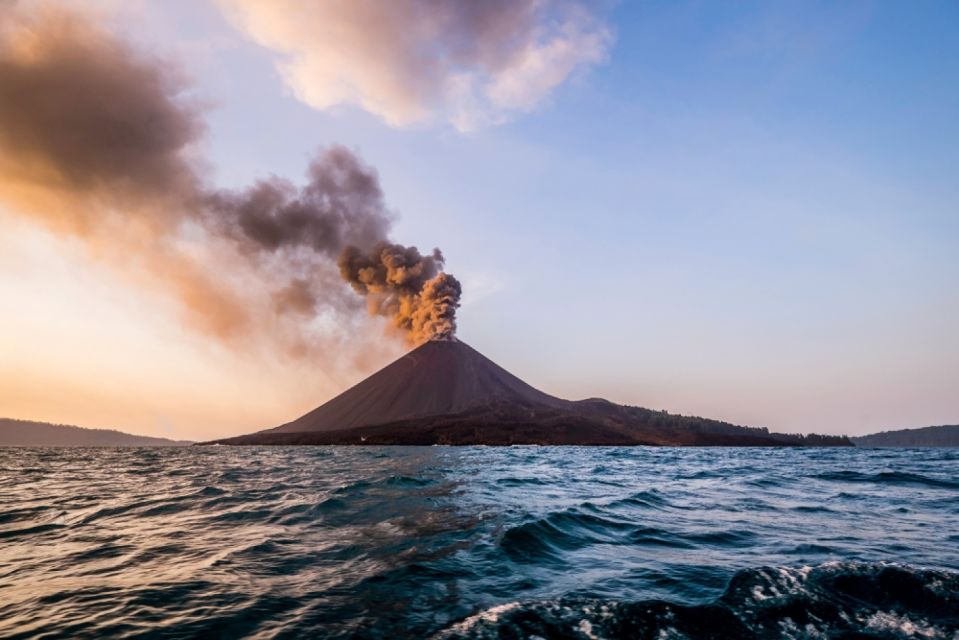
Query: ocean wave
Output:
[[436, 562, 959, 639], [2, 446, 958, 639], [498, 502, 765, 562], [500, 509, 639, 561], [606, 489, 674, 511], [815, 470, 959, 490]]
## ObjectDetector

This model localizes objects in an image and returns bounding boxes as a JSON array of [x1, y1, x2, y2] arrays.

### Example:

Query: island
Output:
[[210, 340, 851, 447]]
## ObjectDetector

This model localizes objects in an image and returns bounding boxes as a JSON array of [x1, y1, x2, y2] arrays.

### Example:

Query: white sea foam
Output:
[[444, 602, 522, 634], [862, 612, 945, 639]]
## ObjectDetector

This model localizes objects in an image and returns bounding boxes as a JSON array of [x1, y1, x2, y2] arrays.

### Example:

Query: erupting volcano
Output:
[[214, 340, 850, 447]]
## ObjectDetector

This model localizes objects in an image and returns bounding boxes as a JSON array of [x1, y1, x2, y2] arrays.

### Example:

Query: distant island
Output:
[[852, 424, 959, 447], [0, 418, 192, 447], [211, 340, 852, 447]]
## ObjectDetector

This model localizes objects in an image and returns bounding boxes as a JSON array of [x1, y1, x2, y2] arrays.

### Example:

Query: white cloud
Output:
[[216, 0, 613, 131]]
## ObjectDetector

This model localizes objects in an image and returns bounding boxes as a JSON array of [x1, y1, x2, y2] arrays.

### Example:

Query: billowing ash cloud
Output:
[[0, 3, 201, 229], [216, 0, 613, 131], [0, 4, 459, 351], [207, 147, 391, 258], [339, 245, 462, 344]]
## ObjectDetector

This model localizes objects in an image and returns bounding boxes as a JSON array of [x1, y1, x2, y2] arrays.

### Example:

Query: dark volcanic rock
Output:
[[212, 340, 850, 447], [269, 339, 569, 434]]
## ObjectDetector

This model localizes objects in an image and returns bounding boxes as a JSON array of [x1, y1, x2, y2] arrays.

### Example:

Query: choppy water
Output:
[[1, 447, 957, 639]]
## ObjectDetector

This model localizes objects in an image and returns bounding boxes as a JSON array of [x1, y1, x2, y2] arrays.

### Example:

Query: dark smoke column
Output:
[[338, 243, 462, 345], [0, 4, 462, 353]]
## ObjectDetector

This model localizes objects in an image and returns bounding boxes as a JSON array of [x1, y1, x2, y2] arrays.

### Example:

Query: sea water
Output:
[[1, 446, 957, 638]]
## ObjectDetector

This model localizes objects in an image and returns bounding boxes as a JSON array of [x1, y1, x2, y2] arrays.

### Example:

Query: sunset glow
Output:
[[2, 0, 957, 440]]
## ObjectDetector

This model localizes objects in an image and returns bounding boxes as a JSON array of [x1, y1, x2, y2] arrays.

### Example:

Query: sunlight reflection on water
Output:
[[1, 446, 957, 638]]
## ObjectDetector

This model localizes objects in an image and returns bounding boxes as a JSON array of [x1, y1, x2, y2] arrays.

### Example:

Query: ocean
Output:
[[1, 446, 957, 639]]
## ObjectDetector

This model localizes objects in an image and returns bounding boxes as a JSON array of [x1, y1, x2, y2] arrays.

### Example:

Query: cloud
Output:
[[339, 244, 461, 344], [0, 3, 459, 362], [216, 0, 613, 131], [0, 3, 202, 232]]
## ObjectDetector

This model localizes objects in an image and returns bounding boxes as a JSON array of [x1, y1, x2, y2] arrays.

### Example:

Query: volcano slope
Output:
[[213, 340, 850, 446]]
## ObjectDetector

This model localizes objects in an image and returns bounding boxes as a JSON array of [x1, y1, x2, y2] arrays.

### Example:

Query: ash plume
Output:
[[339, 244, 462, 344], [0, 4, 460, 353], [207, 147, 391, 258]]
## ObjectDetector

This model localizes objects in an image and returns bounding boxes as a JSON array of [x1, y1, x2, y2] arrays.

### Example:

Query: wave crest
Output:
[[437, 562, 959, 639]]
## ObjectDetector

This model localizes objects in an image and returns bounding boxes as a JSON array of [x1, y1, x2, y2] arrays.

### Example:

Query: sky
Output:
[[1, 0, 957, 440]]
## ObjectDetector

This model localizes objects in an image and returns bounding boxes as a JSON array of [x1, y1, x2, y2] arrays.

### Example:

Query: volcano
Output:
[[215, 340, 849, 446]]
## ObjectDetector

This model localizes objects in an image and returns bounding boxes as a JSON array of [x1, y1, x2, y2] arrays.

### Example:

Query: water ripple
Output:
[[0, 446, 956, 638]]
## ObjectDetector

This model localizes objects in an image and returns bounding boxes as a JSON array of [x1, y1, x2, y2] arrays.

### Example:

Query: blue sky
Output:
[[1, 1, 957, 437]]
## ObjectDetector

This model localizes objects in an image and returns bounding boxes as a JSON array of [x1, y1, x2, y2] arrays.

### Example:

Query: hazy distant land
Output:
[[6, 414, 956, 449], [852, 424, 959, 447], [0, 419, 192, 447]]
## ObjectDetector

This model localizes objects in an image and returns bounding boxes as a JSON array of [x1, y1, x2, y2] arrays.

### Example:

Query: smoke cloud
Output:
[[0, 4, 201, 230], [216, 0, 613, 131], [206, 147, 391, 259], [0, 4, 459, 354], [339, 245, 462, 345]]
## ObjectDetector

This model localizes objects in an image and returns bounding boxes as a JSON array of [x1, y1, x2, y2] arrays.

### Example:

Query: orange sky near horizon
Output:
[[3, 1, 958, 441], [0, 215, 406, 440]]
